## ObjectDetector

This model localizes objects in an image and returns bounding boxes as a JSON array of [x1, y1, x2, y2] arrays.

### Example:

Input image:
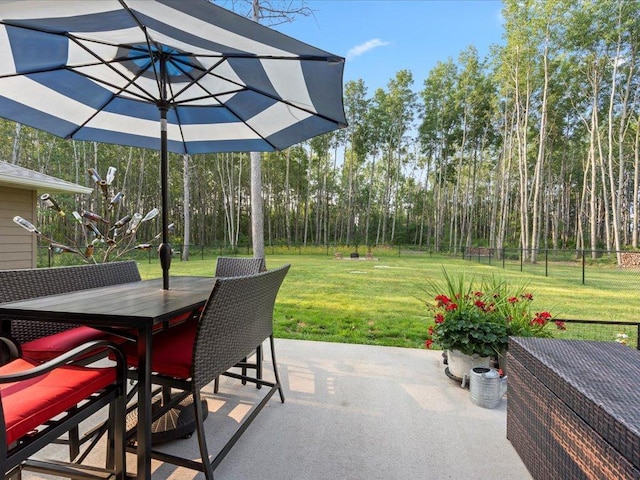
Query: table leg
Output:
[[137, 326, 152, 479]]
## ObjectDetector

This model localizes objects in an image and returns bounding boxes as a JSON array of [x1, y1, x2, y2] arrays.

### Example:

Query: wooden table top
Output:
[[0, 276, 214, 328]]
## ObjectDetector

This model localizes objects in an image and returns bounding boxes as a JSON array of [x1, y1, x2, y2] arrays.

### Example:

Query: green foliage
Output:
[[429, 309, 508, 357]]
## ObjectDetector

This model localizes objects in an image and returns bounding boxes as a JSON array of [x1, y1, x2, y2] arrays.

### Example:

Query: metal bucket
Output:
[[469, 367, 507, 409]]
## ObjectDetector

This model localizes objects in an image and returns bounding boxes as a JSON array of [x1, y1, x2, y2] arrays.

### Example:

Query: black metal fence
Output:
[[462, 247, 640, 288], [552, 318, 640, 350]]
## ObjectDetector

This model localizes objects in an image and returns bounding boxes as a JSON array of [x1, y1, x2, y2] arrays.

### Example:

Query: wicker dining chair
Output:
[[0, 337, 127, 479], [213, 257, 266, 393], [0, 261, 140, 460], [214, 256, 265, 277], [0, 261, 141, 362], [122, 264, 290, 480]]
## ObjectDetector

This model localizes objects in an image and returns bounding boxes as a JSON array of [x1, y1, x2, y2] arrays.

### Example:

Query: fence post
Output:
[[520, 248, 523, 272], [582, 249, 586, 285], [545, 248, 548, 277]]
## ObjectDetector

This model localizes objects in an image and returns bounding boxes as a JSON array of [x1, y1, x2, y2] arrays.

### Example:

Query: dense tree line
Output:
[[3, 0, 640, 264]]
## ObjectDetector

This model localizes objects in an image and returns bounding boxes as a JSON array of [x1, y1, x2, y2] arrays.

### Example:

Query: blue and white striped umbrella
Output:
[[0, 0, 346, 153], [0, 0, 346, 288]]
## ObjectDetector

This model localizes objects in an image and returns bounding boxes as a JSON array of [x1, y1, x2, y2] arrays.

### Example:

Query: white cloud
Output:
[[347, 38, 390, 60]]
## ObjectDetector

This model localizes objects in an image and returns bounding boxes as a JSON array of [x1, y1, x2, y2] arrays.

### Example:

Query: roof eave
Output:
[[0, 176, 93, 194]]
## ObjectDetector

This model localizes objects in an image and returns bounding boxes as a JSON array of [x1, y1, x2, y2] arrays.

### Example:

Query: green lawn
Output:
[[136, 253, 640, 349]]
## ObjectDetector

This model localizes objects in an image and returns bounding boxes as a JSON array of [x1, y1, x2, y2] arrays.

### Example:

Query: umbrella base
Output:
[[127, 395, 208, 444]]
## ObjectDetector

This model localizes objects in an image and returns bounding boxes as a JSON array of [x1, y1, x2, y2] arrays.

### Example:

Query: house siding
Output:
[[0, 185, 37, 269]]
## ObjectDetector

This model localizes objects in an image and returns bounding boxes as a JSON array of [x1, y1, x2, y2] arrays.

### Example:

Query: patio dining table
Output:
[[0, 276, 214, 479]]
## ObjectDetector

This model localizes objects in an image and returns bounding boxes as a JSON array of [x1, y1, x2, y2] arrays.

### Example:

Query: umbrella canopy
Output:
[[0, 0, 346, 288]]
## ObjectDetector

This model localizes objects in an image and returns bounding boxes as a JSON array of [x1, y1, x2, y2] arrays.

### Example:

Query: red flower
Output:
[[445, 303, 458, 311], [474, 300, 486, 310], [474, 291, 483, 297], [428, 326, 434, 336], [554, 321, 566, 330], [521, 293, 534, 301], [531, 312, 551, 326], [425, 339, 433, 349], [435, 313, 445, 324], [508, 296, 519, 304], [435, 294, 451, 307]]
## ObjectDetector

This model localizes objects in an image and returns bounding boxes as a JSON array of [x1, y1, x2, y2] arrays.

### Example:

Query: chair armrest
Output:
[[0, 335, 22, 364], [0, 340, 126, 384]]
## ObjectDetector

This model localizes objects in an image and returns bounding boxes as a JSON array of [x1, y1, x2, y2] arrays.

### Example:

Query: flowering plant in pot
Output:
[[422, 269, 564, 378], [422, 270, 508, 379]]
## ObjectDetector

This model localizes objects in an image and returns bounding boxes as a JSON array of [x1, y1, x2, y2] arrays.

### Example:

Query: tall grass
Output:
[[136, 253, 640, 349]]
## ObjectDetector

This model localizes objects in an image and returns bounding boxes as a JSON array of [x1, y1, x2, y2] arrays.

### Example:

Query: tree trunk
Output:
[[633, 115, 640, 248], [235, 155, 242, 247], [11, 123, 21, 164], [586, 67, 599, 258], [250, 151, 264, 258], [285, 150, 291, 247], [250, 0, 265, 261], [607, 32, 623, 263], [530, 40, 549, 263], [303, 147, 311, 246], [365, 152, 376, 248], [181, 154, 191, 260]]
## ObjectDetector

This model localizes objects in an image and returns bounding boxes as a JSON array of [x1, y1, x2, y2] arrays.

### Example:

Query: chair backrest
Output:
[[192, 264, 290, 389], [214, 257, 265, 277], [0, 261, 141, 344]]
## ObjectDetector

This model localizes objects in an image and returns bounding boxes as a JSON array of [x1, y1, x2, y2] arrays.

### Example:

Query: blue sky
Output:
[[273, 0, 505, 94]]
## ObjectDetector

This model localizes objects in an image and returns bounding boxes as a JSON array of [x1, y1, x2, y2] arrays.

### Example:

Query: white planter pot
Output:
[[446, 349, 492, 380]]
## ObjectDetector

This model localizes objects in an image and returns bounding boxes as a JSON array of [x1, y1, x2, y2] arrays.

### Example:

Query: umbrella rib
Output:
[[0, 21, 164, 106], [166, 53, 344, 127], [199, 62, 346, 126], [170, 57, 228, 101], [118, 0, 167, 107], [62, 66, 155, 141], [58, 41, 163, 139], [61, 2, 174, 138], [185, 52, 342, 63]]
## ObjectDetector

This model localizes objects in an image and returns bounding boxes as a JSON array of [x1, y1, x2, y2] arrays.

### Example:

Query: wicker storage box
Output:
[[507, 337, 640, 480]]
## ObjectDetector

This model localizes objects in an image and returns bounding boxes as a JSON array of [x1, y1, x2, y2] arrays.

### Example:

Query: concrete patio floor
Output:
[[24, 339, 532, 479]]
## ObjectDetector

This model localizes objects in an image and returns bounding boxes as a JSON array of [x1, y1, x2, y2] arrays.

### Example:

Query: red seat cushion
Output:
[[0, 358, 116, 444], [123, 321, 195, 379], [153, 310, 195, 331], [21, 326, 123, 362]]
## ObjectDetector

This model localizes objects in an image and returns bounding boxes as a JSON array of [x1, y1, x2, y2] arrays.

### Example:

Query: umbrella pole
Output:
[[158, 104, 171, 290]]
